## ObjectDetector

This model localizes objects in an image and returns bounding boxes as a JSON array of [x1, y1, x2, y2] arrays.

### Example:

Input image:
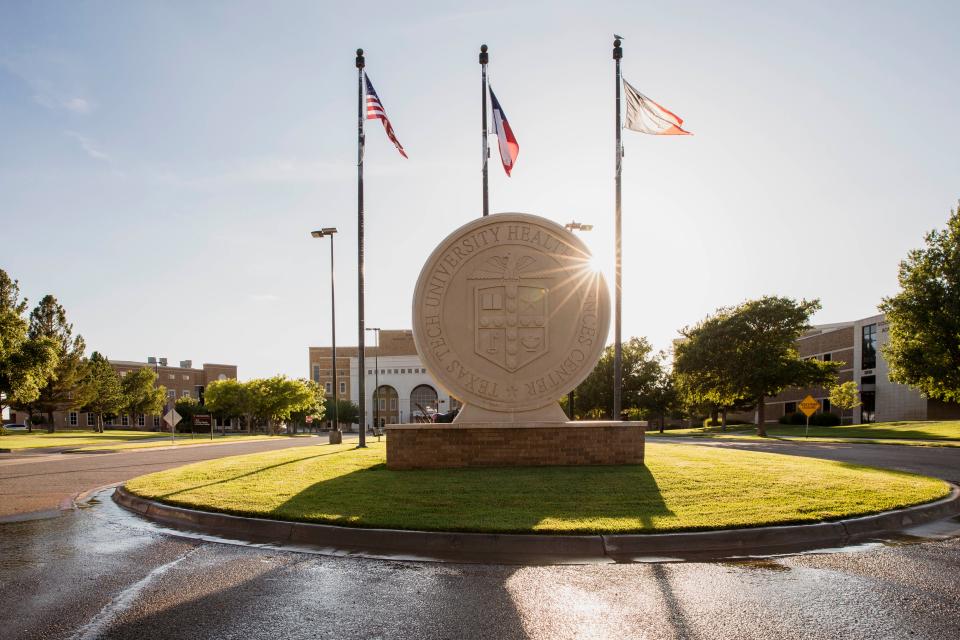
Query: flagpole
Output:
[[480, 44, 489, 217], [613, 36, 623, 420], [356, 47, 367, 448]]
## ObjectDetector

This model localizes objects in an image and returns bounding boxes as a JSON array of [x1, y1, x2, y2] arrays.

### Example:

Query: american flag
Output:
[[365, 73, 407, 158]]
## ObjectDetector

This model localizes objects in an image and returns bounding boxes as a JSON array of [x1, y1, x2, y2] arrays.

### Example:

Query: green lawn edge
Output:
[[123, 442, 951, 536]]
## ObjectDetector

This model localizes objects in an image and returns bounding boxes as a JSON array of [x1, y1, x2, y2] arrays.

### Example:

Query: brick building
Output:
[[309, 329, 460, 430], [764, 313, 960, 424], [7, 358, 237, 430]]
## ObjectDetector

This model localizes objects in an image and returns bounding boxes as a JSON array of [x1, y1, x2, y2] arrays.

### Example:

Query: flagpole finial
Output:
[[613, 38, 622, 60], [479, 44, 488, 65], [356, 48, 365, 69]]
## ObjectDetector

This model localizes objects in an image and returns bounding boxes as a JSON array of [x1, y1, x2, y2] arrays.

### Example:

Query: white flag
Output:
[[623, 78, 692, 135]]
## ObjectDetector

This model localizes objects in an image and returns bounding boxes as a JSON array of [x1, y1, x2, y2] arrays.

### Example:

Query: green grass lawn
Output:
[[124, 442, 950, 535], [648, 420, 960, 446], [0, 429, 176, 450]]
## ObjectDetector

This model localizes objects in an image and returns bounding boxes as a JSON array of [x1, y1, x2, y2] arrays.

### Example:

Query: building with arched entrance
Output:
[[308, 329, 461, 430]]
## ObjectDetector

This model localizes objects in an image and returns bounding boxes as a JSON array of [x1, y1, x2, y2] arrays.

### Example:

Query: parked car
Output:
[[1, 423, 28, 431]]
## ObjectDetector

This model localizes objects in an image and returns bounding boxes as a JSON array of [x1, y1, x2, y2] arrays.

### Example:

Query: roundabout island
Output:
[[117, 441, 956, 563]]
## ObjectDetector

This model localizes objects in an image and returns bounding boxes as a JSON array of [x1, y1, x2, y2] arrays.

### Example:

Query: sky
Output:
[[1, 1, 958, 380]]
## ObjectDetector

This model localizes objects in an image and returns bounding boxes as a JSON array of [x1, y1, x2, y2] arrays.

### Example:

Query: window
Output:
[[153, 416, 160, 427], [87, 413, 95, 427], [313, 365, 320, 382], [401, 369, 406, 374], [822, 398, 831, 413], [69, 412, 78, 426], [339, 382, 346, 394], [168, 374, 175, 380], [368, 369, 373, 375], [379, 398, 386, 411], [138, 414, 145, 427], [182, 390, 190, 398], [784, 402, 797, 414], [122, 415, 129, 426], [182, 375, 190, 381], [325, 382, 332, 393], [381, 369, 385, 375], [390, 398, 397, 410], [862, 323, 878, 369], [168, 390, 176, 399], [823, 352, 832, 362], [106, 417, 114, 426]]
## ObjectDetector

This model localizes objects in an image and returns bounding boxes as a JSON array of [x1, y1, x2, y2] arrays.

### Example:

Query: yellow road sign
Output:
[[798, 395, 820, 417]]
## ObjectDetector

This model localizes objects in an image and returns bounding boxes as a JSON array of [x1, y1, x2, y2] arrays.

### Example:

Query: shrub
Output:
[[703, 417, 751, 428], [779, 411, 841, 426]]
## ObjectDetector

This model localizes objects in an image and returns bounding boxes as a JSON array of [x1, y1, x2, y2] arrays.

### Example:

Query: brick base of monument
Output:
[[385, 421, 646, 470]]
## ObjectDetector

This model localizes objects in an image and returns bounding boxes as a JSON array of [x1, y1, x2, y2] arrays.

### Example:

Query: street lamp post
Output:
[[311, 228, 340, 444], [366, 327, 381, 433], [149, 356, 167, 433], [564, 221, 594, 420]]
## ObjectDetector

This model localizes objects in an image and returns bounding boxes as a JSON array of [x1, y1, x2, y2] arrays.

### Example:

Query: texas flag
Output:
[[489, 85, 519, 176]]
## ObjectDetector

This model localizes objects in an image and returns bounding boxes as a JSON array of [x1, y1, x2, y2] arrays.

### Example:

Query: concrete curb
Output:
[[113, 484, 960, 565]]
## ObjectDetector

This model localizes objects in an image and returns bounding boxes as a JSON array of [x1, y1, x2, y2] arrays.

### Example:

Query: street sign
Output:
[[798, 395, 820, 418], [193, 414, 212, 427], [163, 409, 182, 427]]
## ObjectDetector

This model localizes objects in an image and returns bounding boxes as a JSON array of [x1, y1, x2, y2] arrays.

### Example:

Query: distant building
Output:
[[6, 359, 237, 430], [765, 313, 960, 424], [308, 329, 460, 429]]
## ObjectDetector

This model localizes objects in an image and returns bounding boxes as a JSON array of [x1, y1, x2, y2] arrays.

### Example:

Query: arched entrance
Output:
[[373, 385, 399, 427], [410, 384, 439, 422]]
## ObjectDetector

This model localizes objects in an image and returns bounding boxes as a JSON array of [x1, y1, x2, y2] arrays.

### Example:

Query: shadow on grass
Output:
[[155, 448, 353, 500], [269, 462, 674, 534]]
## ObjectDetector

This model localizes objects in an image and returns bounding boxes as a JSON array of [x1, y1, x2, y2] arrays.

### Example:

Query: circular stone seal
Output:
[[412, 212, 611, 413]]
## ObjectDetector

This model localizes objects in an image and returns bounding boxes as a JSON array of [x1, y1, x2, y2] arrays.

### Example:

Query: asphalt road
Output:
[[1, 439, 959, 639], [0, 435, 344, 519], [653, 436, 960, 483]]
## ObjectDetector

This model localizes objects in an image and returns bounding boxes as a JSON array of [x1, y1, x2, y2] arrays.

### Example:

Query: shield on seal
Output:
[[475, 283, 548, 372]]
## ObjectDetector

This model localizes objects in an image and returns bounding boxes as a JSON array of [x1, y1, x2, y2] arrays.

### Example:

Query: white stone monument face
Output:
[[412, 213, 611, 423]]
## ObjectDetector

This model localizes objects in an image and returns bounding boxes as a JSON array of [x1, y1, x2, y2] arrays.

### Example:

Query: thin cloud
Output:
[[65, 131, 110, 162], [1, 55, 96, 114], [63, 97, 94, 114]]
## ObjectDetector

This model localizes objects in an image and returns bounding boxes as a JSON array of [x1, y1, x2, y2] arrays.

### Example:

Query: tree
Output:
[[20, 295, 87, 432], [325, 398, 359, 428], [119, 367, 166, 429], [828, 381, 861, 421], [674, 312, 747, 429], [174, 396, 204, 432], [78, 352, 123, 432], [573, 337, 666, 419], [247, 376, 315, 435], [880, 202, 960, 401], [675, 297, 839, 436], [205, 378, 253, 432], [642, 368, 681, 433], [0, 270, 59, 429], [286, 380, 326, 434]]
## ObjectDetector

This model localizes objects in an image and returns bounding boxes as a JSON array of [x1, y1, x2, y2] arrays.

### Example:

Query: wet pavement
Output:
[[1, 439, 959, 639], [0, 434, 351, 519], [1, 490, 959, 639], [654, 437, 960, 483]]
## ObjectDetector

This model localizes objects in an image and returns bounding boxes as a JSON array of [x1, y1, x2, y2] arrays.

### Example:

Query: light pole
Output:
[[366, 327, 381, 433], [311, 228, 340, 444], [149, 356, 167, 433], [564, 221, 594, 420]]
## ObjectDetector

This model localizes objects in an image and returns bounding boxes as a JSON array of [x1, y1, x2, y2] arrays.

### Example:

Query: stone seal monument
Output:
[[386, 212, 645, 470]]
